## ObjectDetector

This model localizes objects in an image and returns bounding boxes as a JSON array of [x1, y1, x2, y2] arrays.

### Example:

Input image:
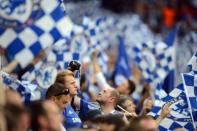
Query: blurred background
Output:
[[0, 0, 197, 130]]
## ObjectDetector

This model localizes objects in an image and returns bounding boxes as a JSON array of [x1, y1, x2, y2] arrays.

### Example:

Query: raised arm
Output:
[[155, 103, 171, 126], [92, 52, 111, 89]]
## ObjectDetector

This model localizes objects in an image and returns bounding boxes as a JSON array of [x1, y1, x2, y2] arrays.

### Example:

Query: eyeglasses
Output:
[[54, 89, 69, 96]]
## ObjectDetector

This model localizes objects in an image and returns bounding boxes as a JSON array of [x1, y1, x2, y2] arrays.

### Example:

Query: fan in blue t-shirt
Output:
[[63, 104, 82, 130]]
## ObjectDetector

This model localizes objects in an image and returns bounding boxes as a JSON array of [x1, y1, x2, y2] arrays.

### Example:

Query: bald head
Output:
[[97, 87, 119, 106], [109, 88, 119, 105]]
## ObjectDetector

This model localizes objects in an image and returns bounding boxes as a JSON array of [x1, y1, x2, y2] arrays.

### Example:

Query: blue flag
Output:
[[0, 0, 73, 68], [181, 52, 197, 128], [113, 35, 131, 86], [182, 73, 197, 129], [187, 52, 197, 74], [149, 83, 194, 130], [0, 71, 39, 104], [162, 27, 178, 93], [133, 41, 174, 85], [22, 38, 80, 89]]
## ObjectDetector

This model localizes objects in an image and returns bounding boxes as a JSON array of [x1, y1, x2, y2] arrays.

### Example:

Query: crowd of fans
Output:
[[1, 52, 174, 131], [0, 0, 196, 131]]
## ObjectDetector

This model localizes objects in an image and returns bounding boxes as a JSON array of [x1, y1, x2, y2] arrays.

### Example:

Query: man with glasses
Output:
[[46, 83, 70, 112]]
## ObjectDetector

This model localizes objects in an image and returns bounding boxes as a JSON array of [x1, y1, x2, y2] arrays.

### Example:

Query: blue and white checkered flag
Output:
[[22, 38, 80, 89], [149, 83, 194, 130], [0, 0, 73, 68], [132, 41, 174, 85], [182, 73, 197, 129], [0, 71, 40, 103], [187, 52, 197, 74], [154, 83, 168, 100], [82, 16, 113, 53]]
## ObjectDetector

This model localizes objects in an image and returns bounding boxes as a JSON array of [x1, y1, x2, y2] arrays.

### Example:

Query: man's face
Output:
[[44, 101, 63, 131], [64, 75, 77, 96], [54, 95, 70, 112], [97, 88, 113, 104], [124, 99, 136, 113], [140, 119, 158, 131]]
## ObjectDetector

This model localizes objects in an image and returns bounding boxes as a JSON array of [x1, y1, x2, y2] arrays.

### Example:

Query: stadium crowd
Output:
[[0, 0, 196, 131]]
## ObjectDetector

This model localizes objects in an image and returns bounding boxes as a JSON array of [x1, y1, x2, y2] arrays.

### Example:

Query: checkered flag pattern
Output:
[[82, 16, 115, 53], [182, 73, 197, 128], [0, 0, 73, 68], [0, 71, 40, 103], [149, 83, 194, 130], [132, 41, 174, 84], [187, 52, 197, 74], [22, 38, 80, 89]]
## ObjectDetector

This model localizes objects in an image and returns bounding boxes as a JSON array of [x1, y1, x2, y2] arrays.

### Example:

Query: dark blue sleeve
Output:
[[79, 99, 100, 119]]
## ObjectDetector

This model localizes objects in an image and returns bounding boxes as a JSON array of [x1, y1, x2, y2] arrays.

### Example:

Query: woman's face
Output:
[[124, 99, 136, 113]]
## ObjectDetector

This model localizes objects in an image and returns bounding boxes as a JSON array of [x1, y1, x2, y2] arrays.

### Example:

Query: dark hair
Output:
[[28, 101, 47, 131], [127, 80, 136, 95], [45, 83, 68, 99], [94, 114, 125, 131], [101, 0, 136, 13], [4, 104, 27, 131], [122, 117, 144, 131], [130, 115, 155, 124], [117, 95, 132, 110]]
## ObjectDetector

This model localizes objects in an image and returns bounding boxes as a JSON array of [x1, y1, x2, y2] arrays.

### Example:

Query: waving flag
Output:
[[22, 38, 80, 89], [154, 83, 168, 100], [0, 0, 73, 68], [82, 16, 113, 53], [149, 83, 168, 117], [149, 83, 194, 130], [0, 71, 40, 103], [133, 41, 174, 85], [182, 73, 197, 129], [162, 27, 178, 93], [187, 52, 197, 74], [181, 52, 197, 128], [113, 35, 131, 86]]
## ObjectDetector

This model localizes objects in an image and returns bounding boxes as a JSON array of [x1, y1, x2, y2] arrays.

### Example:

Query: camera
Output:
[[68, 60, 81, 72]]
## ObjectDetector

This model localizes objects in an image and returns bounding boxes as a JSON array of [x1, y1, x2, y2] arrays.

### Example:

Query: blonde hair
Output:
[[55, 70, 74, 84]]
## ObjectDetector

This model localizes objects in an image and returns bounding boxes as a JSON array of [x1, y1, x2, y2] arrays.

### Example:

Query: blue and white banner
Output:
[[149, 83, 194, 130], [132, 41, 174, 85], [0, 71, 40, 103], [0, 0, 73, 68], [182, 73, 197, 129], [187, 52, 197, 74], [182, 52, 197, 129], [22, 38, 80, 89]]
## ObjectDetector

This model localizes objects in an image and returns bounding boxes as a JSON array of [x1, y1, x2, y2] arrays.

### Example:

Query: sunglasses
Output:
[[54, 89, 69, 96]]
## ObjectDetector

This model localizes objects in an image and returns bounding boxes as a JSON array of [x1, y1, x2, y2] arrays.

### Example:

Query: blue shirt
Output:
[[63, 104, 82, 130], [79, 99, 100, 119]]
